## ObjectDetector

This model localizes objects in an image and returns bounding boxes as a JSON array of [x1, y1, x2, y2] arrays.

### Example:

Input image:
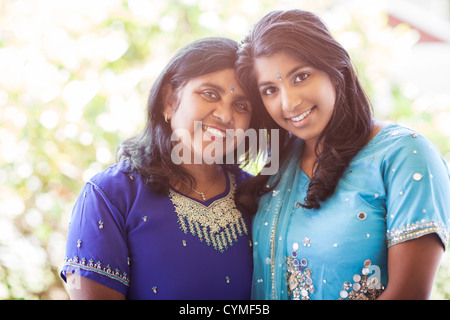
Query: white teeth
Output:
[[291, 108, 313, 122], [203, 125, 225, 137]]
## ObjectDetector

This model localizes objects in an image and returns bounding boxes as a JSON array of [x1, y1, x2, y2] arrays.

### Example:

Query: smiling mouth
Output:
[[202, 125, 226, 139], [288, 106, 316, 122]]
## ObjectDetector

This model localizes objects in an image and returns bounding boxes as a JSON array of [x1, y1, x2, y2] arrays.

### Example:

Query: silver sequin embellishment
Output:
[[338, 262, 385, 300], [286, 243, 315, 300]]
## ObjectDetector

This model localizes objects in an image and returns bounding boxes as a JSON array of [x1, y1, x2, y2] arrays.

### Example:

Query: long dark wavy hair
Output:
[[236, 10, 373, 210], [117, 37, 265, 210]]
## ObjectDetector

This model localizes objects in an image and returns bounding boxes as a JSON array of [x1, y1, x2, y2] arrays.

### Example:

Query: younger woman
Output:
[[61, 37, 263, 299], [237, 10, 450, 300]]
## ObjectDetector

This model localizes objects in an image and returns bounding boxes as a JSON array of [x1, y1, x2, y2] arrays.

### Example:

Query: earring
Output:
[[164, 114, 169, 123]]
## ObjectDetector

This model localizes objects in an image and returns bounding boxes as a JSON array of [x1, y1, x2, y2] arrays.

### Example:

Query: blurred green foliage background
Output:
[[1, 0, 449, 299]]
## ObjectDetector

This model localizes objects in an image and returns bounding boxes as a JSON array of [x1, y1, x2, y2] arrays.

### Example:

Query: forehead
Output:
[[255, 53, 309, 76], [186, 68, 236, 85]]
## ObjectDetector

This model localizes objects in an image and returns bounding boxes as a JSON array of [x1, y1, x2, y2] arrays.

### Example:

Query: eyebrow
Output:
[[257, 65, 309, 88], [199, 82, 226, 94]]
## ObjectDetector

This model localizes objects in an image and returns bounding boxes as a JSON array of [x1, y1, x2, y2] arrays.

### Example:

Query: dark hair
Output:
[[237, 10, 373, 210], [117, 37, 264, 211]]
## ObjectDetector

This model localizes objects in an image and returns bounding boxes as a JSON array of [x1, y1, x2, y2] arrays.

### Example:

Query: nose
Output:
[[212, 102, 233, 124], [280, 88, 301, 113]]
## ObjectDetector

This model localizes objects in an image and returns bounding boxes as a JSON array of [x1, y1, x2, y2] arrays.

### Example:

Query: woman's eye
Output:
[[235, 103, 249, 113], [294, 72, 310, 83], [202, 91, 219, 100], [262, 86, 278, 96]]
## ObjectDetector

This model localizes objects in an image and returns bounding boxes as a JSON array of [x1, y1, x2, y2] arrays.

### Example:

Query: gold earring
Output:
[[164, 114, 169, 123]]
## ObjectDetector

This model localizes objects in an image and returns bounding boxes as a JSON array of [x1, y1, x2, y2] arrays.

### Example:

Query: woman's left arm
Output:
[[378, 233, 444, 300], [380, 130, 449, 299]]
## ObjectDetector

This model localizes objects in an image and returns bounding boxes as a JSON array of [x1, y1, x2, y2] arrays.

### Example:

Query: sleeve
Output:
[[384, 132, 450, 250], [60, 181, 130, 295]]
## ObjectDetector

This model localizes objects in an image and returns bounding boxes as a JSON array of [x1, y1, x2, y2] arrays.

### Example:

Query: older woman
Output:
[[61, 37, 264, 299]]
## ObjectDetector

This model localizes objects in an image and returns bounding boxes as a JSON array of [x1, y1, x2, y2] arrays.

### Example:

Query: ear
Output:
[[162, 84, 176, 121]]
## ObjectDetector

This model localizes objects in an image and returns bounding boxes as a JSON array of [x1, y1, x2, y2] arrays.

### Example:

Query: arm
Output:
[[61, 181, 130, 299], [380, 130, 449, 299], [377, 233, 444, 300], [66, 273, 126, 300]]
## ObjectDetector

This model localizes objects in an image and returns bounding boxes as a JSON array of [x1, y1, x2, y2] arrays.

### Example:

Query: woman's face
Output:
[[165, 68, 252, 163], [254, 52, 336, 146]]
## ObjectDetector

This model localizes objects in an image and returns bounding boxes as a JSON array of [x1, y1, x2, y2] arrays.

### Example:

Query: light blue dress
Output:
[[252, 123, 450, 300]]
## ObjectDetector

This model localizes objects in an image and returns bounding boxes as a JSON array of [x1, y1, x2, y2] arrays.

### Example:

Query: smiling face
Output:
[[164, 68, 252, 162], [254, 52, 336, 147]]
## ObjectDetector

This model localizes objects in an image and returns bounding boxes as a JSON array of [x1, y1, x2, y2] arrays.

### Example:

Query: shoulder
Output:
[[89, 159, 135, 191], [375, 123, 420, 144], [371, 123, 442, 160], [375, 123, 449, 185], [391, 125, 444, 162], [87, 159, 153, 213]]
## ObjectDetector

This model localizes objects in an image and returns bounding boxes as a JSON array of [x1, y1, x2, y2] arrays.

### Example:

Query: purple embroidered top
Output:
[[60, 161, 253, 299]]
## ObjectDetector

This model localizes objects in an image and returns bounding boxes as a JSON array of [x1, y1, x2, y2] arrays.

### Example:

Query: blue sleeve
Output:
[[384, 133, 450, 249], [60, 181, 130, 295]]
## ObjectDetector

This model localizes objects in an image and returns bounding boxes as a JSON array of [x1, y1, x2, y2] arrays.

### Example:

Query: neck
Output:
[[300, 140, 319, 179], [181, 163, 221, 184], [172, 163, 225, 201], [303, 140, 318, 158]]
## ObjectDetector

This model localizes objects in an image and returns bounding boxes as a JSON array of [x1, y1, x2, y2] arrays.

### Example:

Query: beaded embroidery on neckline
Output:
[[168, 172, 248, 252]]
